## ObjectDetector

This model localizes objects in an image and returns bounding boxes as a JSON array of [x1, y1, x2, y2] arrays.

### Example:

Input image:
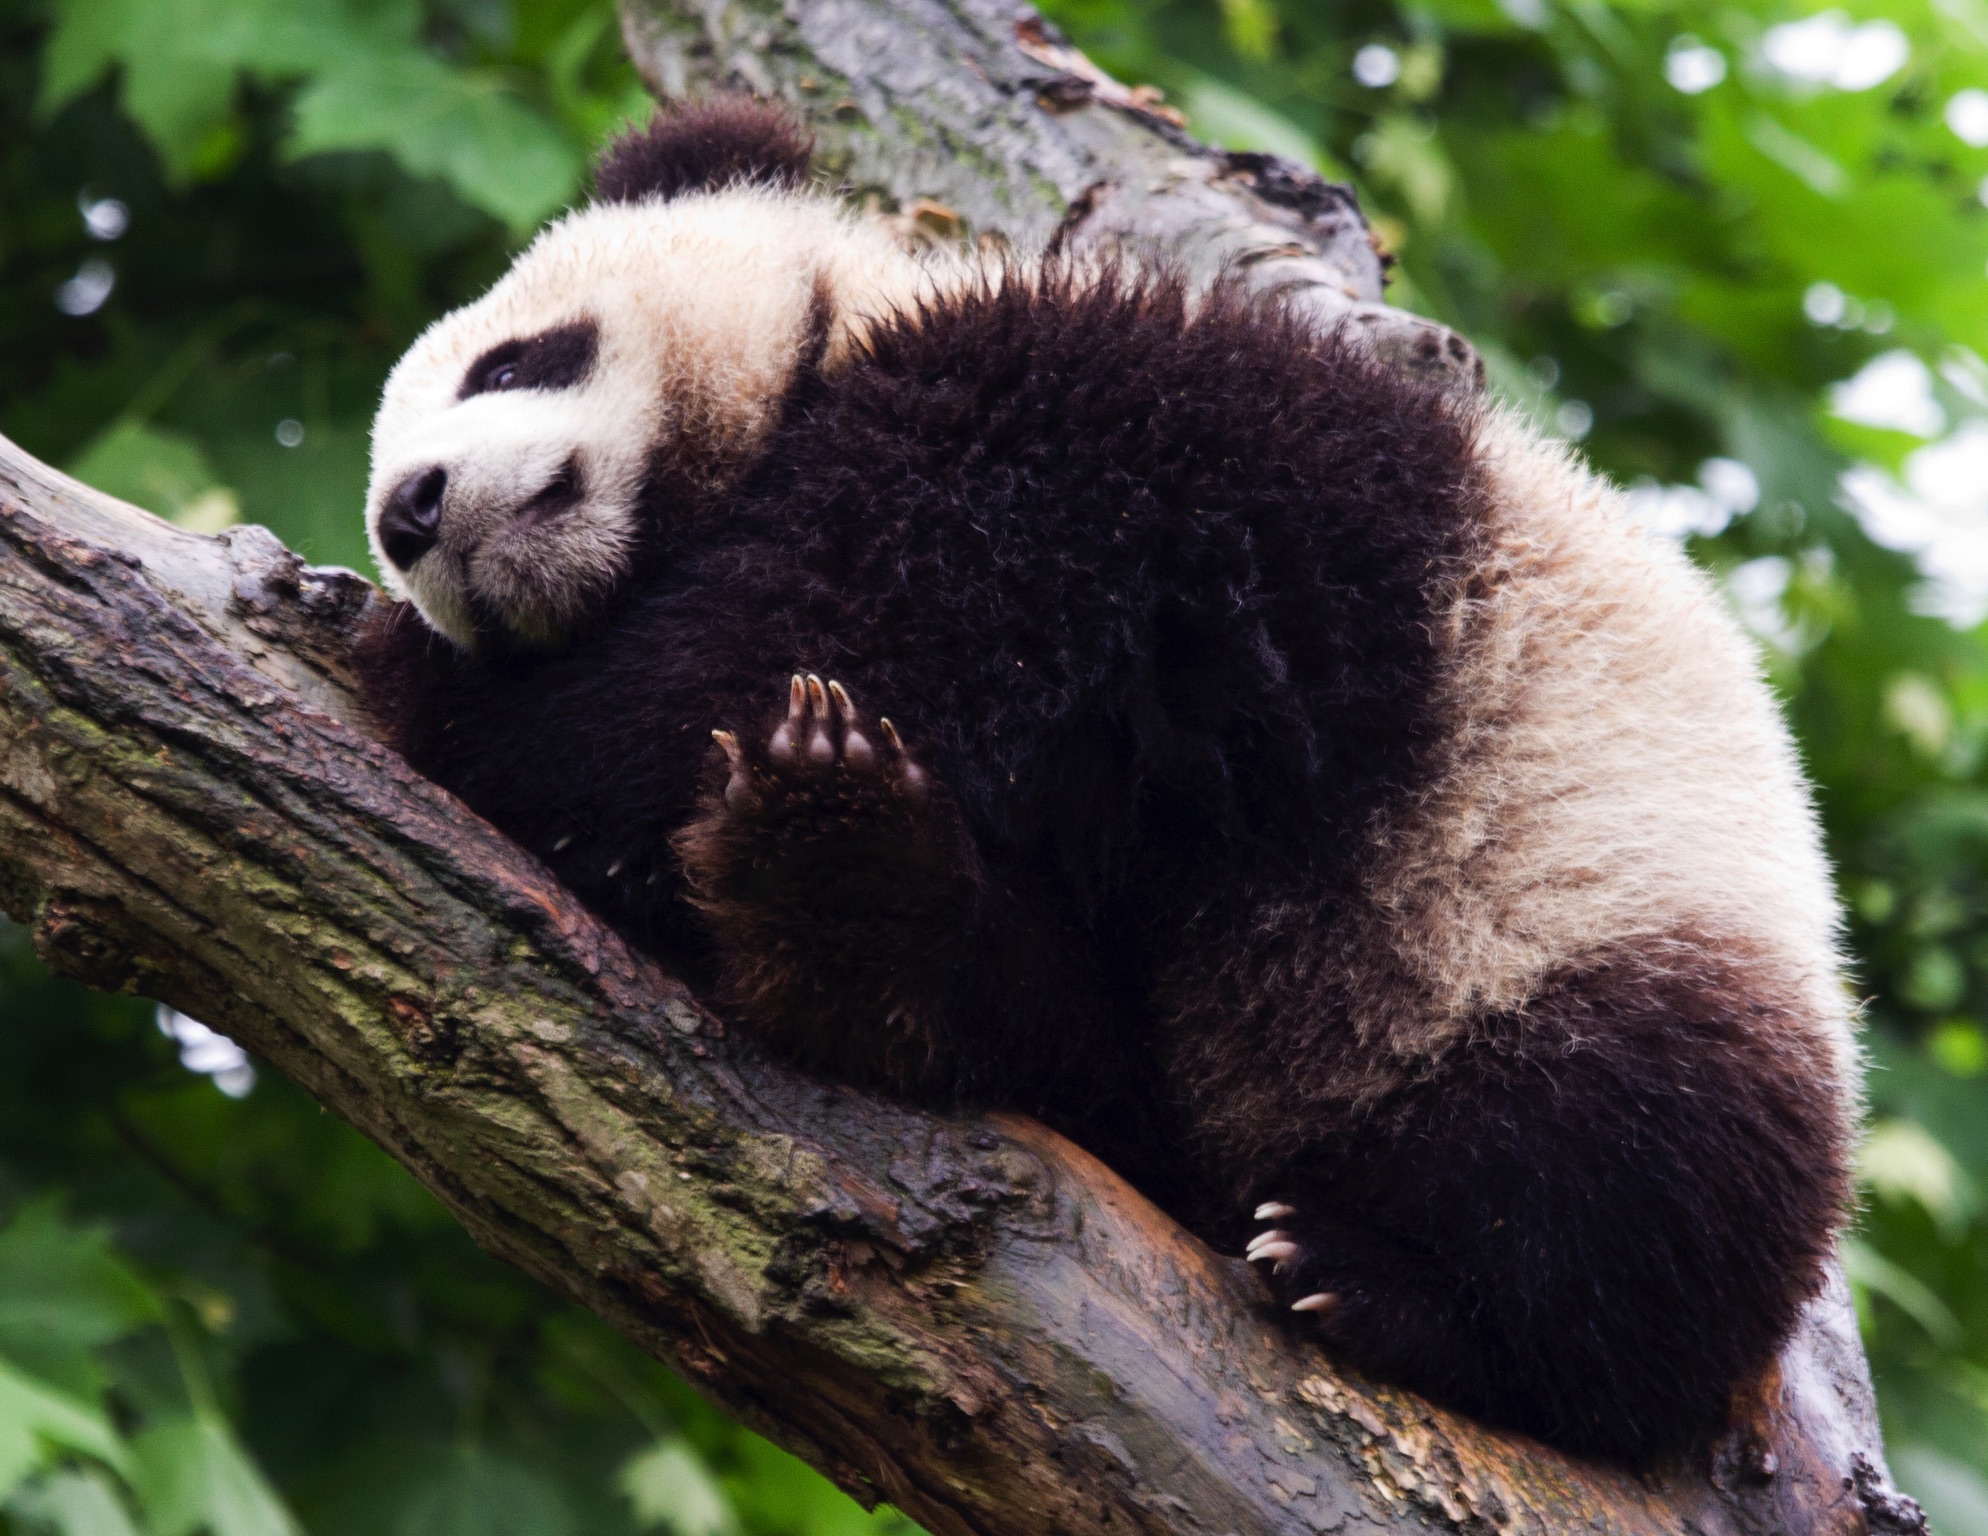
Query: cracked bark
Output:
[[0, 2, 1923, 1530]]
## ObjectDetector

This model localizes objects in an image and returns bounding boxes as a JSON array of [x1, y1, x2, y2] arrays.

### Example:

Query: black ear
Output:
[[592, 95, 815, 204]]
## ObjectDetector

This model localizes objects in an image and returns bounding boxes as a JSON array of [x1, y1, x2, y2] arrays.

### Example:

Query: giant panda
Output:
[[353, 94, 1858, 1466]]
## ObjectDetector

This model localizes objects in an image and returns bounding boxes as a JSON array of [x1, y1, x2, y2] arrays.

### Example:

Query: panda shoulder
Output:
[[592, 95, 815, 205]]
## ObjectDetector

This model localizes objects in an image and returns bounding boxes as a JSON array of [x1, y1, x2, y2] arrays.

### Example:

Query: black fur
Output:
[[459, 320, 599, 399], [354, 265, 1844, 1465], [1170, 917, 1849, 1458], [591, 96, 814, 204]]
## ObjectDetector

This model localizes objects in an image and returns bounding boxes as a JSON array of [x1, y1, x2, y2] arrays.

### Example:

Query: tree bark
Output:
[[0, 5, 1923, 1531]]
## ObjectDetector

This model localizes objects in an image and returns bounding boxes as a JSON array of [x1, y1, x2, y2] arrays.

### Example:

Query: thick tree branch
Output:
[[618, 0, 1482, 388], [0, 6, 1924, 1531]]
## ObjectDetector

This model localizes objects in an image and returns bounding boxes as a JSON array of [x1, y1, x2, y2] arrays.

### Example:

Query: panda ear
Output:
[[592, 95, 815, 204]]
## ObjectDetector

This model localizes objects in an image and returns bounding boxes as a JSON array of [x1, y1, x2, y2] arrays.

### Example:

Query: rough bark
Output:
[[618, 0, 1482, 389], [0, 5, 1925, 1531]]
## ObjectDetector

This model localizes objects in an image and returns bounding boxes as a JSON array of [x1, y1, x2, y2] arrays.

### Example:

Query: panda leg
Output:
[[1177, 933, 1852, 1464], [671, 674, 1159, 1137]]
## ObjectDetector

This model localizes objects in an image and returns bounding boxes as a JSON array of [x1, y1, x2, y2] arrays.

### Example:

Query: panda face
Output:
[[366, 187, 928, 649]]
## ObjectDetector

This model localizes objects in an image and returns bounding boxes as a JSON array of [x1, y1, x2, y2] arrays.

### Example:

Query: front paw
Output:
[[675, 672, 964, 922], [713, 673, 927, 820], [673, 674, 975, 1081]]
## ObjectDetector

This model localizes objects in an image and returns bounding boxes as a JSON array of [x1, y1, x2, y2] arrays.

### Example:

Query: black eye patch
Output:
[[459, 319, 599, 400]]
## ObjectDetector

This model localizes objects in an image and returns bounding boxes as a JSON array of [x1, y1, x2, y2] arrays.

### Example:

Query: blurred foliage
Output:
[[4, 0, 1988, 1524], [0, 1, 921, 1531]]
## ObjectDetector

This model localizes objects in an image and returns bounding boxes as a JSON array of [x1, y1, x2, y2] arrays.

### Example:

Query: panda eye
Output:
[[459, 319, 599, 400]]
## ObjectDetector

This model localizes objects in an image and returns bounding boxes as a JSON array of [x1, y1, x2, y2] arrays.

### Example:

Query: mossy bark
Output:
[[0, 5, 1925, 1529]]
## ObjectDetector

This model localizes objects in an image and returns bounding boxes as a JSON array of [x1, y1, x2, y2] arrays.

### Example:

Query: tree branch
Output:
[[0, 3, 1922, 1529], [618, 0, 1482, 388]]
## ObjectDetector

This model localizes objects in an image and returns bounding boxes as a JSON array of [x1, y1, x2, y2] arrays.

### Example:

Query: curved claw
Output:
[[1245, 1229, 1290, 1257], [769, 674, 806, 763], [714, 729, 757, 811], [1291, 1292, 1339, 1314], [1254, 1202, 1296, 1222], [878, 718, 928, 802], [1248, 1240, 1298, 1265], [805, 675, 835, 766], [827, 680, 876, 768]]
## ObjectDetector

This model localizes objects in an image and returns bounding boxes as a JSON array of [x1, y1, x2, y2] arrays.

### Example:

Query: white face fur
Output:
[[365, 186, 939, 649]]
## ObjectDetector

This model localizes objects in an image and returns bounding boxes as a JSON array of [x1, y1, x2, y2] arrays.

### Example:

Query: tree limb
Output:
[[0, 3, 1923, 1529], [618, 0, 1482, 388]]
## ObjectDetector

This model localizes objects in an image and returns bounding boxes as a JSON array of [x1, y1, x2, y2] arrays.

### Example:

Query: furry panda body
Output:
[[356, 100, 1857, 1465]]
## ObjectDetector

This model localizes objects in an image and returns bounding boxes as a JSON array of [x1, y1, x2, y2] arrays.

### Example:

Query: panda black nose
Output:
[[378, 467, 447, 570]]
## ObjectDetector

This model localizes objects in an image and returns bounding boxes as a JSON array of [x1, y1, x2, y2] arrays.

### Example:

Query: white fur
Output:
[[1371, 410, 1856, 1099], [366, 186, 963, 647]]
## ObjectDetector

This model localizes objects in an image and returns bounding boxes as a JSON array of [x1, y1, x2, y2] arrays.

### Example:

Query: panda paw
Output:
[[712, 673, 927, 816], [677, 672, 964, 913], [1245, 1202, 1345, 1321], [674, 674, 978, 1076]]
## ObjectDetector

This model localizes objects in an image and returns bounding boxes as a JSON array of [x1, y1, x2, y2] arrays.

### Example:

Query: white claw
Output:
[[1254, 1202, 1296, 1222], [770, 675, 806, 763], [805, 676, 835, 763], [1245, 1229, 1290, 1257], [1291, 1292, 1339, 1314], [1248, 1241, 1298, 1265], [606, 859, 625, 878], [714, 729, 756, 810]]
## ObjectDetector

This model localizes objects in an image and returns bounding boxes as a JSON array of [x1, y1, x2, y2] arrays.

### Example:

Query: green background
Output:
[[4, 0, 1988, 1528]]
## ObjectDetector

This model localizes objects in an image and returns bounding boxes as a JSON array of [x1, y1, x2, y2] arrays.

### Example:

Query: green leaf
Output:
[[7, 1467, 144, 1536], [721, 1436, 914, 1536], [396, 1448, 574, 1536], [130, 1413, 300, 1536], [1180, 72, 1329, 169], [1859, 1118, 1979, 1239], [0, 1200, 159, 1399], [619, 1441, 736, 1536], [68, 422, 241, 533], [1357, 114, 1453, 226], [42, 0, 579, 216], [288, 50, 582, 230], [1843, 1236, 1965, 1348], [0, 1356, 130, 1504], [40, 0, 237, 178], [1893, 1443, 1988, 1536]]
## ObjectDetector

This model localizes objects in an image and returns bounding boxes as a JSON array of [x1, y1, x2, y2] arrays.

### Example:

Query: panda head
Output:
[[365, 97, 925, 650]]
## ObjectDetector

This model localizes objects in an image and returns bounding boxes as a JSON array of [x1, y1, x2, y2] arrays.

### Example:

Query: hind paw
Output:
[[1245, 1202, 1345, 1320]]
